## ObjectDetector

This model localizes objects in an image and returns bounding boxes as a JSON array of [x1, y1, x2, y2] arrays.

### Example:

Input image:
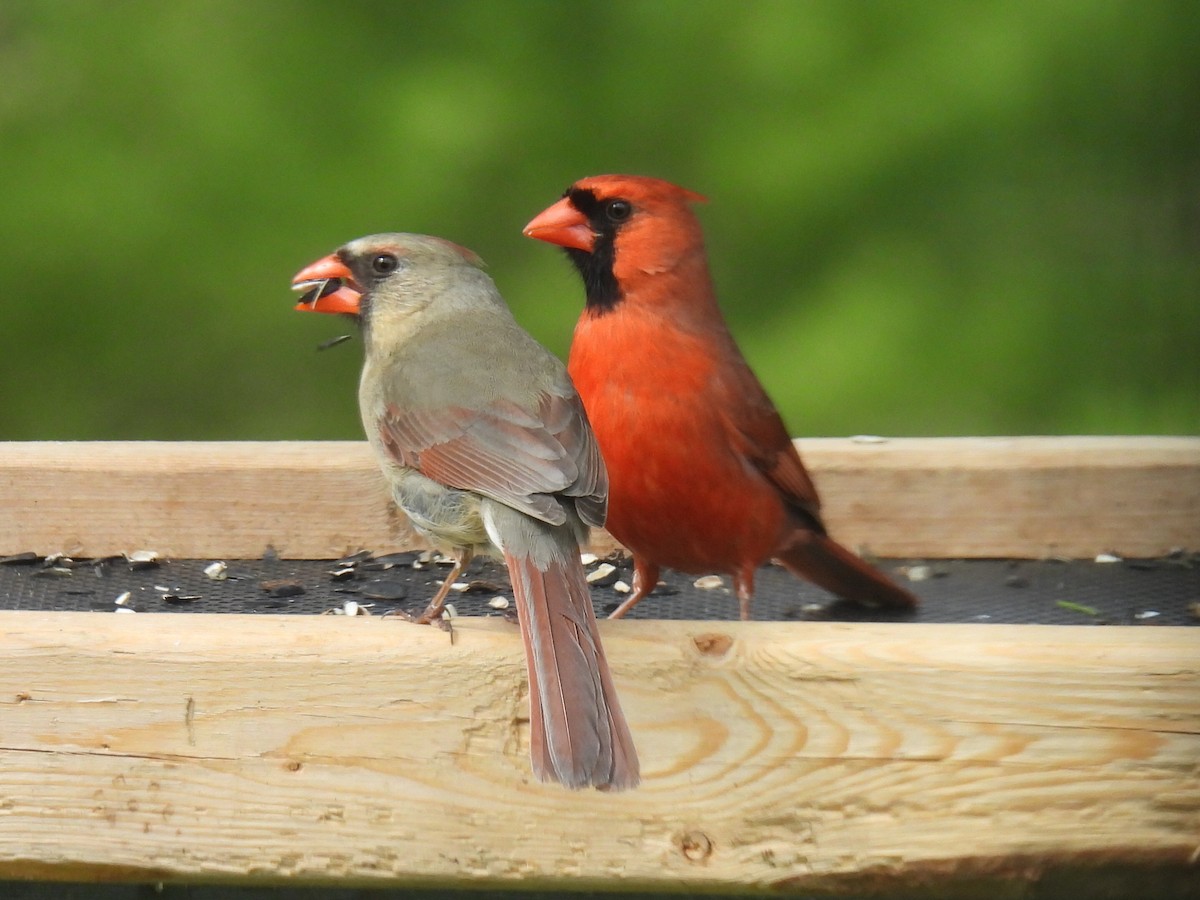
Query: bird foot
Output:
[[382, 604, 450, 628]]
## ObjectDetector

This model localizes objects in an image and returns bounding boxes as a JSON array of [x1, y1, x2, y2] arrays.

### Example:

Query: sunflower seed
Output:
[[586, 563, 618, 585], [317, 334, 353, 351], [260, 579, 305, 598]]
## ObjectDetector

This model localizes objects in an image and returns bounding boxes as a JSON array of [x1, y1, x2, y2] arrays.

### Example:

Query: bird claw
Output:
[[381, 605, 454, 640]]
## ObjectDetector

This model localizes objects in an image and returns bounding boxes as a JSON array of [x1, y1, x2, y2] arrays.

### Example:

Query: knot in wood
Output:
[[692, 633, 733, 657], [676, 830, 713, 862]]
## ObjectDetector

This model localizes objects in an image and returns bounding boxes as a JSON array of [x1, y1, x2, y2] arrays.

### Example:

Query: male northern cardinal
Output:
[[524, 175, 918, 619], [292, 233, 638, 791]]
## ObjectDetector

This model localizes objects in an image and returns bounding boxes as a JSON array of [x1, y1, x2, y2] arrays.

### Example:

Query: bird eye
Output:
[[605, 200, 632, 223], [371, 253, 399, 275]]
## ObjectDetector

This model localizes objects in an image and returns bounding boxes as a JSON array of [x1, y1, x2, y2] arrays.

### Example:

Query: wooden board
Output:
[[2, 436, 1198, 559], [1, 613, 1196, 894]]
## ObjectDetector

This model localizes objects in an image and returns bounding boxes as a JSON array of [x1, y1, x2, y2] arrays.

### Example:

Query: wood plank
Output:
[[0, 613, 1195, 893], [1, 437, 1197, 559], [0, 441, 410, 562]]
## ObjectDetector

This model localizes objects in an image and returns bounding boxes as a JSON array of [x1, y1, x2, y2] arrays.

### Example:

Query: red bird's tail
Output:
[[777, 530, 919, 610], [501, 525, 640, 791]]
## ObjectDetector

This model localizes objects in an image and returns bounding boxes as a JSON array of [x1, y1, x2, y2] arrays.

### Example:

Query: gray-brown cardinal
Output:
[[292, 233, 639, 791]]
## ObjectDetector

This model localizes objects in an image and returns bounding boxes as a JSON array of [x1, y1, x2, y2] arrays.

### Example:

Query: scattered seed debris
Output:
[[1, 552, 40, 566], [586, 563, 618, 586], [342, 600, 361, 616], [162, 594, 201, 605], [441, 603, 458, 619], [203, 561, 228, 581], [693, 575, 724, 590], [317, 334, 353, 351], [1094, 553, 1122, 564], [904, 565, 933, 582], [1133, 610, 1160, 620], [473, 579, 505, 593], [1056, 600, 1099, 616], [580, 553, 598, 566], [487, 596, 510, 610], [334, 550, 372, 567], [613, 580, 631, 594], [126, 550, 162, 570], [328, 567, 357, 581], [33, 566, 72, 578], [360, 551, 418, 571], [453, 579, 505, 594], [851, 434, 889, 444], [260, 579, 305, 598], [114, 592, 132, 606], [360, 581, 407, 602], [114, 607, 137, 615]]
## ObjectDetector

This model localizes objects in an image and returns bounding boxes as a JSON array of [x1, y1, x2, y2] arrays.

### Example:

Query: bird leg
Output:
[[733, 565, 756, 621], [412, 550, 472, 624], [607, 557, 660, 619]]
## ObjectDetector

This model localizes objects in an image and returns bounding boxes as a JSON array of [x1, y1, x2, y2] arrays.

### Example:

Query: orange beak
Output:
[[291, 254, 362, 315], [523, 197, 595, 252]]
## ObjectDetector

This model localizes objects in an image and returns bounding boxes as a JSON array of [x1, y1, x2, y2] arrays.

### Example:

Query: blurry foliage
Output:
[[0, 0, 1196, 440]]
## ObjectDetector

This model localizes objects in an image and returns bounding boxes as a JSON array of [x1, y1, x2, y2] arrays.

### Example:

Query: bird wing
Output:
[[718, 359, 826, 533], [377, 391, 607, 529]]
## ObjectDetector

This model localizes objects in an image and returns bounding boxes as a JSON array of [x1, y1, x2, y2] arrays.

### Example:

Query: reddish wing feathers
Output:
[[716, 366, 825, 530], [378, 391, 607, 528]]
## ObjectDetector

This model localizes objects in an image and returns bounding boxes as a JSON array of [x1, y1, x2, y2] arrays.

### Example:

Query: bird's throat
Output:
[[565, 244, 622, 315]]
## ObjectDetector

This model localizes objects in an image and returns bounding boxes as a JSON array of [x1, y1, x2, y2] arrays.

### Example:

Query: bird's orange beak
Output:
[[523, 197, 595, 252], [291, 254, 363, 315]]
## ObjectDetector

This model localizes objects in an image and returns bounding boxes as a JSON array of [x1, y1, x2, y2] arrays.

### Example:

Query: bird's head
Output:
[[523, 175, 708, 314], [292, 234, 488, 338]]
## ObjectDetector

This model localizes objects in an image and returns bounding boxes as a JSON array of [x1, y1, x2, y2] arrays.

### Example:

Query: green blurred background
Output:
[[2, 0, 1197, 441]]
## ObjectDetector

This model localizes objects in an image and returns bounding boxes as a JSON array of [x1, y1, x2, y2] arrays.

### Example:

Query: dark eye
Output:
[[371, 253, 399, 275], [605, 200, 632, 223]]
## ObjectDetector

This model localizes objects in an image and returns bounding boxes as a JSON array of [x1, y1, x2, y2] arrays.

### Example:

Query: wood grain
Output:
[[1, 437, 1197, 559], [0, 613, 1196, 892]]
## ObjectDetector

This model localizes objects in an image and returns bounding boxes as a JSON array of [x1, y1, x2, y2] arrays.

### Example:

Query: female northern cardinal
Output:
[[524, 175, 918, 619], [292, 233, 638, 791]]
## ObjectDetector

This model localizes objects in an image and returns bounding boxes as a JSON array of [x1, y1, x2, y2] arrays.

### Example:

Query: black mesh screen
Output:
[[3, 551, 1196, 626]]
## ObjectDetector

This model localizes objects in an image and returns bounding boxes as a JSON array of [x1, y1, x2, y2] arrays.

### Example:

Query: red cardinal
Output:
[[524, 175, 918, 619], [292, 233, 638, 790]]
